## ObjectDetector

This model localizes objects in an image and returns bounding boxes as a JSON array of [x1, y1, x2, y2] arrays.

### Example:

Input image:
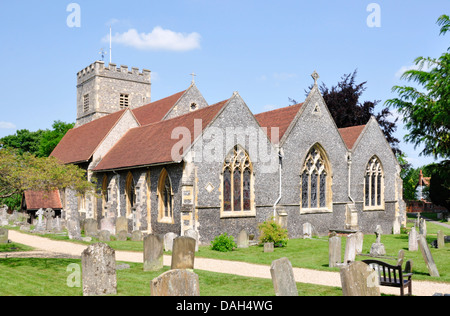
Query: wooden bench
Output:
[[362, 258, 413, 296]]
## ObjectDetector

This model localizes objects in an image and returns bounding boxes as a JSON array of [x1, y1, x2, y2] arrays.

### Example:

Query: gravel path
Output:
[[7, 230, 450, 296]]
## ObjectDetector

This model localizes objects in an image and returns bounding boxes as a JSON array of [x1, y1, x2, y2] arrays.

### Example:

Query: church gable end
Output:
[[163, 83, 209, 120]]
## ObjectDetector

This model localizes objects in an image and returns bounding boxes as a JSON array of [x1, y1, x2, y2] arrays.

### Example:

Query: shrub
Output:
[[258, 217, 288, 247], [210, 233, 237, 252]]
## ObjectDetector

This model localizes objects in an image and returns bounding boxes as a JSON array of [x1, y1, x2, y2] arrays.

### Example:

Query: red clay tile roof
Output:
[[94, 99, 229, 171], [338, 125, 366, 149], [51, 110, 126, 164], [254, 103, 303, 143], [23, 190, 62, 210], [132, 90, 186, 126]]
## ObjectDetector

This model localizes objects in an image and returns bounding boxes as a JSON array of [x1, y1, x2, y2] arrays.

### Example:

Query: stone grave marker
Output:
[[98, 230, 111, 242], [329, 235, 342, 268], [344, 234, 357, 264], [116, 217, 128, 234], [340, 261, 380, 296], [131, 230, 143, 242], [418, 234, 440, 277], [171, 236, 196, 270], [419, 218, 427, 236], [355, 231, 364, 254], [143, 234, 164, 271], [409, 226, 418, 251], [81, 243, 117, 296], [164, 232, 178, 252], [370, 225, 386, 256], [100, 217, 115, 235], [44, 208, 55, 231], [0, 228, 8, 244], [67, 218, 81, 240], [270, 257, 298, 296], [303, 222, 312, 239], [34, 208, 45, 232], [264, 242, 274, 253], [184, 229, 199, 252], [150, 269, 200, 296], [237, 229, 249, 248], [116, 230, 128, 241], [437, 230, 445, 249], [84, 218, 98, 238]]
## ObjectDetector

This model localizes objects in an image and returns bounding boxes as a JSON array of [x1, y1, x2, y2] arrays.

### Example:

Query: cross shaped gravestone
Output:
[[44, 208, 55, 231], [35, 209, 45, 231]]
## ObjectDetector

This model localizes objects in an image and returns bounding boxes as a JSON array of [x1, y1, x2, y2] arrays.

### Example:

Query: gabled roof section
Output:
[[23, 190, 62, 210], [51, 110, 127, 164], [338, 124, 367, 150], [254, 103, 303, 144], [94, 99, 229, 171], [132, 90, 186, 126]]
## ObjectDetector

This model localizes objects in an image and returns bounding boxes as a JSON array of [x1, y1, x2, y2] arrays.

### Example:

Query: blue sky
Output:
[[0, 0, 448, 168]]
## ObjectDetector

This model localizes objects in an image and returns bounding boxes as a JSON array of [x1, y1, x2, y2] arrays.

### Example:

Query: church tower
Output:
[[76, 61, 151, 127]]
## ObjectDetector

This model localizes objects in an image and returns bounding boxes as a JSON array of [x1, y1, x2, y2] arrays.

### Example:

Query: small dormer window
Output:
[[83, 94, 90, 113], [120, 94, 129, 108], [190, 102, 198, 111]]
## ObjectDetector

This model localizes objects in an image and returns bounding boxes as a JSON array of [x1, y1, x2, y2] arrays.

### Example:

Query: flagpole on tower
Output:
[[109, 25, 112, 64]]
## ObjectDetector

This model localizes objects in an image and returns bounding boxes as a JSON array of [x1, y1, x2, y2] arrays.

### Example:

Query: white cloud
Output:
[[0, 122, 16, 129], [105, 26, 201, 52], [395, 62, 434, 78]]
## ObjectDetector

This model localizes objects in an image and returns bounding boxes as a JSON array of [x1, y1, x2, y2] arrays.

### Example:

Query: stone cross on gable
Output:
[[190, 72, 196, 84], [311, 70, 320, 85]]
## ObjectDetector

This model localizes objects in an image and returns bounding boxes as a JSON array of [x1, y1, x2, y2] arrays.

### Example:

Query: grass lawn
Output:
[[0, 258, 342, 296]]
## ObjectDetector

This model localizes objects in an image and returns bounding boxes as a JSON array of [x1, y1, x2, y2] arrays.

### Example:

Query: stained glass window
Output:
[[301, 146, 330, 210], [222, 146, 253, 213]]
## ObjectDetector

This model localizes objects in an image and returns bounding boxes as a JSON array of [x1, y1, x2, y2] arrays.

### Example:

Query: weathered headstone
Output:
[[98, 230, 111, 242], [44, 208, 55, 231], [171, 236, 196, 270], [150, 269, 200, 296], [355, 231, 364, 254], [370, 225, 386, 256], [340, 261, 380, 296], [53, 217, 62, 232], [418, 234, 440, 277], [143, 234, 164, 271], [116, 217, 128, 234], [329, 236, 342, 268], [100, 217, 115, 235], [237, 229, 249, 248], [264, 242, 274, 253], [164, 232, 178, 252], [116, 230, 128, 241], [419, 218, 427, 236], [34, 208, 45, 232], [184, 229, 199, 252], [84, 218, 98, 238], [270, 257, 298, 296], [0, 227, 8, 244], [409, 227, 419, 251], [303, 222, 312, 239], [344, 234, 357, 264], [81, 243, 117, 296], [67, 218, 81, 240], [131, 230, 143, 242], [437, 230, 445, 249]]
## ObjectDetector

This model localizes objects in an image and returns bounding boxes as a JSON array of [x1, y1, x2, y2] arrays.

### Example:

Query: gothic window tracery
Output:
[[364, 157, 384, 209]]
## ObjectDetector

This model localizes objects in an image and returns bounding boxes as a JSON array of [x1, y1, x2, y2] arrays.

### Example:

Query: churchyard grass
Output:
[[0, 258, 341, 296]]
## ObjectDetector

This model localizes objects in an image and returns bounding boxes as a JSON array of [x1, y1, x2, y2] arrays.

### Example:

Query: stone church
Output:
[[51, 60, 406, 243]]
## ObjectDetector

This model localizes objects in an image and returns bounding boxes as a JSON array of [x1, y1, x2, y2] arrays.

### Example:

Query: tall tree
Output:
[[386, 15, 450, 160], [38, 120, 75, 157]]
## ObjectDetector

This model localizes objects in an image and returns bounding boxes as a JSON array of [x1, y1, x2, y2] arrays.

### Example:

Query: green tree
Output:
[[0, 129, 44, 156], [386, 15, 450, 160], [38, 120, 75, 157]]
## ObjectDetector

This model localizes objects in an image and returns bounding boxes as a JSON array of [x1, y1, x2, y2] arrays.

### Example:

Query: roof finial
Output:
[[190, 72, 197, 84], [311, 70, 320, 85]]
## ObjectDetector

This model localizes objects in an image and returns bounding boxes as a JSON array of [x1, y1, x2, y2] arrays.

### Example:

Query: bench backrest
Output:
[[362, 260, 403, 285]]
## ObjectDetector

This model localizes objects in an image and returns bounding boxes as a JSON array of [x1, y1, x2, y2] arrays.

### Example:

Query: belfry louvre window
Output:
[[300, 146, 331, 212], [120, 94, 129, 108], [83, 94, 90, 113], [364, 157, 384, 209], [222, 146, 254, 216]]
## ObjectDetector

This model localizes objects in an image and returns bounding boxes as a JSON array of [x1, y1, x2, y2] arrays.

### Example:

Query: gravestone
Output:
[[98, 230, 111, 242], [81, 243, 117, 296], [150, 269, 200, 296], [0, 228, 8, 244], [117, 230, 128, 241], [370, 225, 386, 256], [340, 261, 380, 296], [409, 227, 419, 251], [34, 208, 45, 232], [143, 234, 164, 271], [53, 217, 62, 233], [44, 208, 55, 231], [355, 231, 364, 254], [0, 206, 7, 226], [437, 230, 445, 249], [270, 258, 298, 296], [418, 235, 440, 277], [184, 229, 199, 252], [329, 236, 342, 268], [131, 230, 143, 242], [344, 234, 357, 264], [264, 242, 274, 253], [171, 236, 196, 270], [100, 217, 115, 235], [419, 218, 427, 236], [237, 229, 249, 248], [84, 219, 98, 238], [303, 222, 312, 239], [67, 218, 81, 240], [116, 217, 128, 234], [164, 232, 178, 252]]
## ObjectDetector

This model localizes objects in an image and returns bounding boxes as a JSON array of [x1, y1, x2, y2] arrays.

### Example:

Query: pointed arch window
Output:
[[364, 157, 384, 210], [221, 146, 254, 217], [158, 169, 174, 223], [126, 172, 136, 217], [300, 146, 332, 213], [101, 175, 109, 217]]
